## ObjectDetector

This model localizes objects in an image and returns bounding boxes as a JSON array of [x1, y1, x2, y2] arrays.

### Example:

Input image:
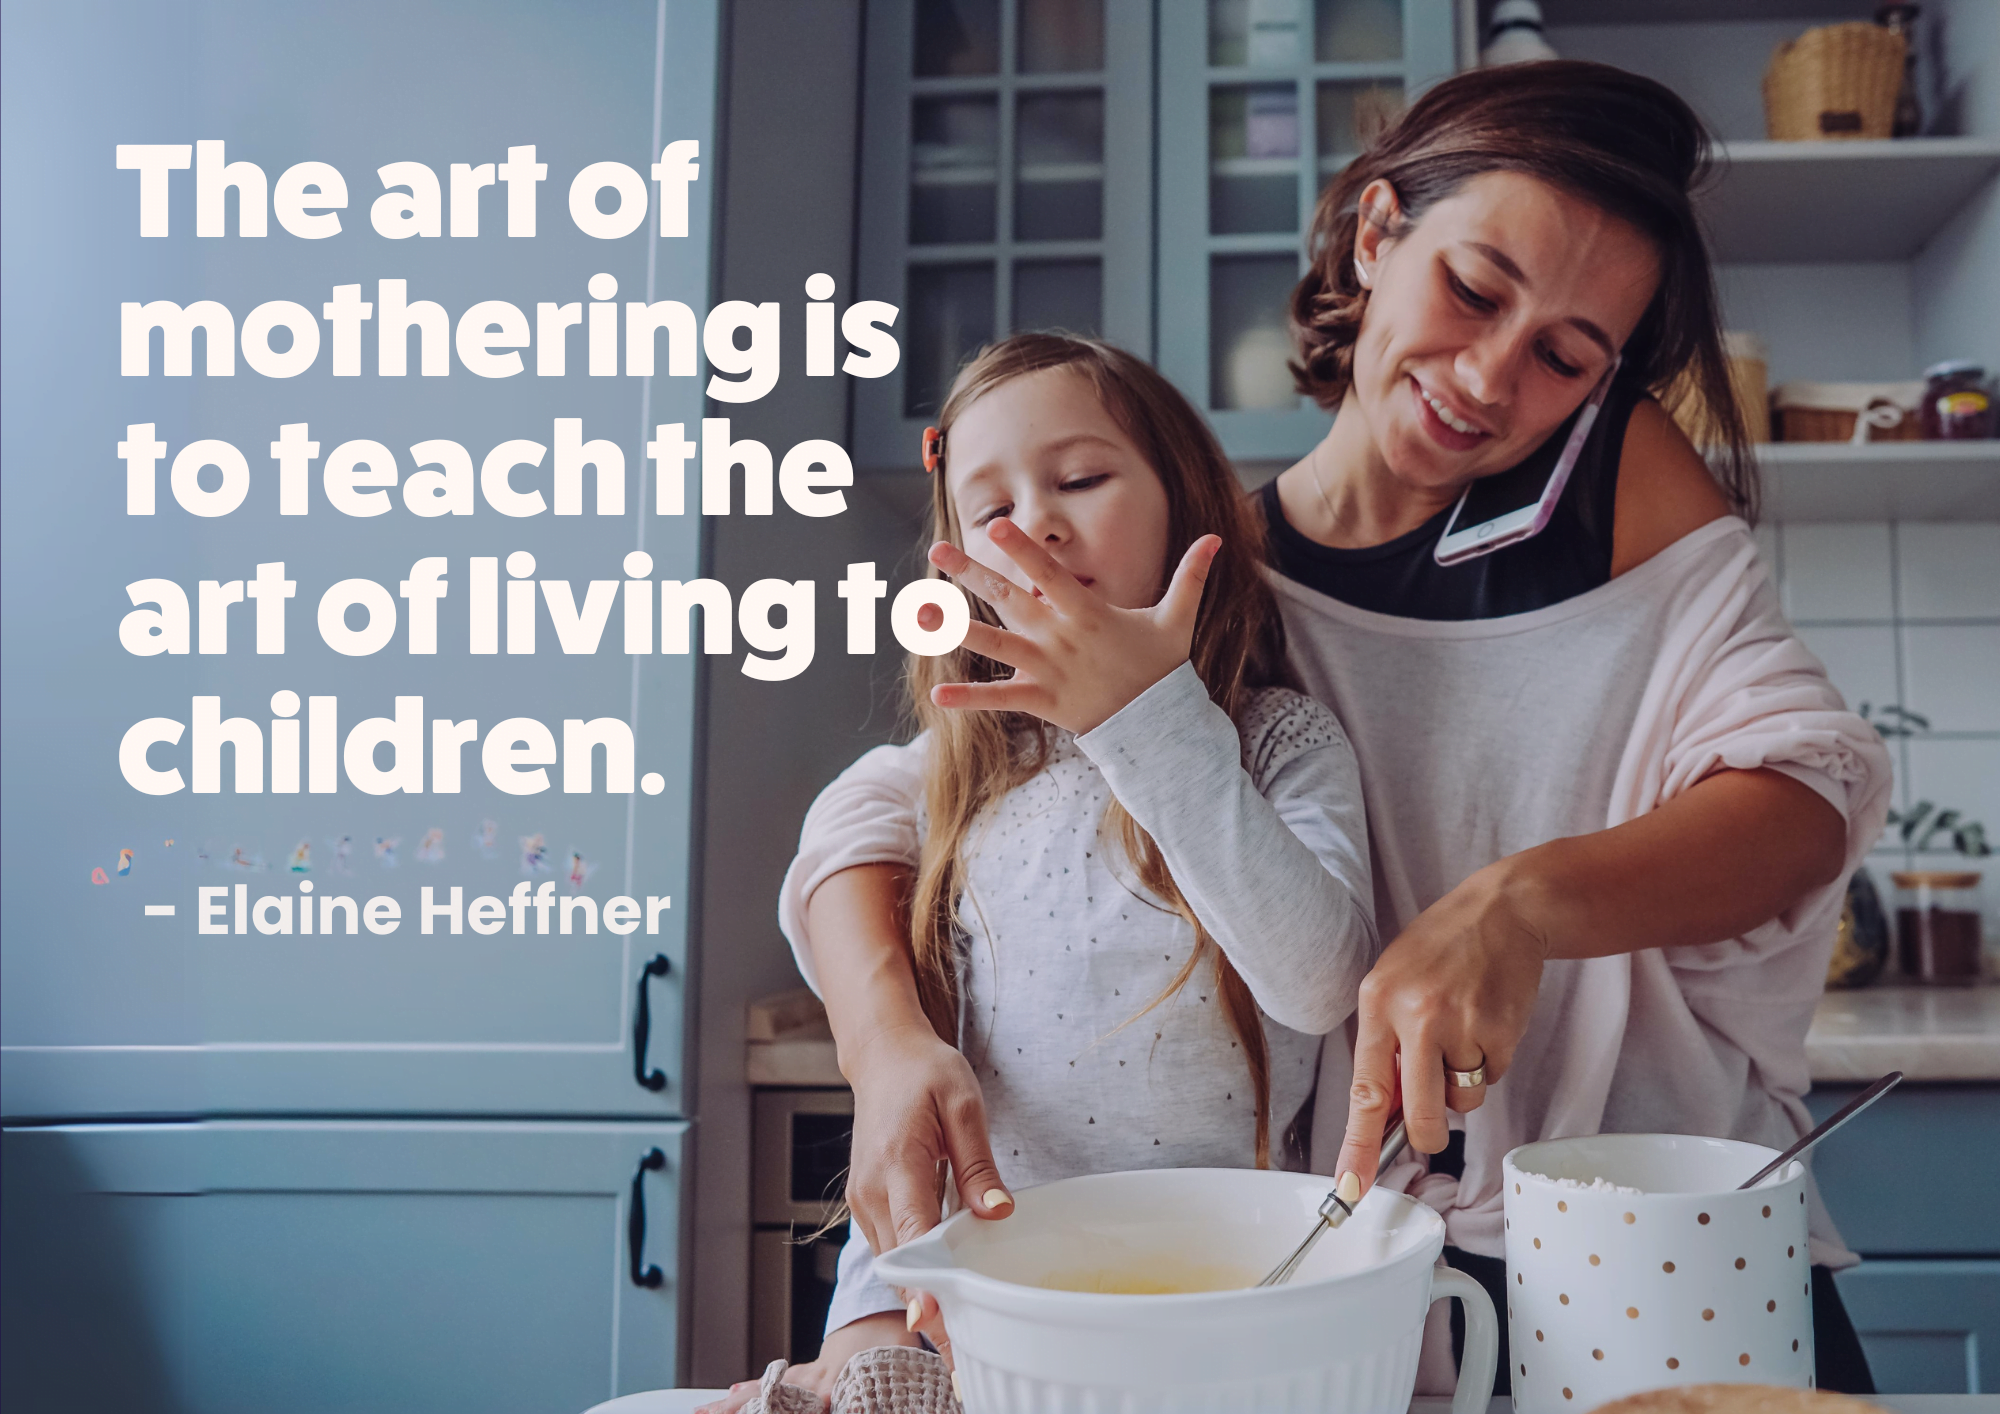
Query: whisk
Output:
[[1258, 1103, 1409, 1288]]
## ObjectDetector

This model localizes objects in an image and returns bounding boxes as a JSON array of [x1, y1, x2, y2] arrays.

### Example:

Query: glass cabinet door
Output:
[[1160, 0, 1457, 462], [854, 0, 1154, 468]]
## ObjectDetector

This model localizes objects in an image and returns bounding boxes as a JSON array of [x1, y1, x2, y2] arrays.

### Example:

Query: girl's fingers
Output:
[[845, 1178, 888, 1268], [931, 680, 1047, 715], [958, 620, 1045, 675], [985, 518, 1094, 616], [943, 1104, 1013, 1222], [923, 1314, 954, 1374], [927, 541, 1046, 628], [904, 1292, 954, 1370], [905, 1290, 939, 1333], [1156, 535, 1222, 637], [696, 1380, 759, 1414], [884, 1163, 943, 1251]]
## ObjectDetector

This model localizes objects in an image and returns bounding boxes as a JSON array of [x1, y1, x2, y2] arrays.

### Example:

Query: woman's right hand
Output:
[[841, 1020, 1012, 1260]]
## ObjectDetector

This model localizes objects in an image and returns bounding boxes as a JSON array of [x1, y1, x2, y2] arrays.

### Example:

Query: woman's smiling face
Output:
[[942, 366, 1172, 612], [1348, 170, 1661, 494]]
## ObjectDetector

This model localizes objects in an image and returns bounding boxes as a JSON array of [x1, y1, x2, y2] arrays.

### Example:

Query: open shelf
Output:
[[1700, 138, 2000, 262], [1539, 0, 1878, 22], [1757, 440, 2000, 521]]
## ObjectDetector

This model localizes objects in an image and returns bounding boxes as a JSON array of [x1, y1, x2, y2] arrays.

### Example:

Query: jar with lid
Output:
[[1920, 361, 1995, 439], [1892, 870, 1986, 984]]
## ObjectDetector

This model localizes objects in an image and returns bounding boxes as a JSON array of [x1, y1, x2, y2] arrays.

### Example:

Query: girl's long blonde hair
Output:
[[907, 333, 1298, 1166]]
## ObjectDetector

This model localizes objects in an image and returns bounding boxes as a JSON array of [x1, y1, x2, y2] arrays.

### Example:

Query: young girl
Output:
[[745, 334, 1376, 1398]]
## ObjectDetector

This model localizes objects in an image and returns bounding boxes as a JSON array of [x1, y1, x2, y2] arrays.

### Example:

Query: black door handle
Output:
[[628, 1146, 667, 1288], [633, 953, 671, 1092]]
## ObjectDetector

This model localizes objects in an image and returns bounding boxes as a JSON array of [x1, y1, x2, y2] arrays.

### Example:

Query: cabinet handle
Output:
[[632, 952, 671, 1092], [628, 1146, 667, 1288]]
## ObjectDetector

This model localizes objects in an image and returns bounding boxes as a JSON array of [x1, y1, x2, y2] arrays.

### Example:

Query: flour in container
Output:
[[1531, 1173, 1647, 1195]]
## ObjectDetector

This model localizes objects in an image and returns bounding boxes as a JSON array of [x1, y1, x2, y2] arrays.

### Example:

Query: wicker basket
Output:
[[1664, 332, 1771, 445], [1772, 380, 1923, 442], [1764, 22, 1905, 141]]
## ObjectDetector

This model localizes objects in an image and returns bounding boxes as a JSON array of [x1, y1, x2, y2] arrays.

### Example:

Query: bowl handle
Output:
[[1430, 1267, 1498, 1414]]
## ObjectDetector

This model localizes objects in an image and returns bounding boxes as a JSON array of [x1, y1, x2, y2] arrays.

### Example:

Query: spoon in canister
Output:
[[1738, 1069, 1902, 1190], [1258, 1102, 1408, 1288]]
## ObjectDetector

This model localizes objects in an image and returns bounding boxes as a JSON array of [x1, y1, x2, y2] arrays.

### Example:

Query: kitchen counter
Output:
[[747, 988, 841, 1087], [751, 984, 2000, 1088], [1806, 984, 2000, 1083], [586, 1390, 1999, 1413]]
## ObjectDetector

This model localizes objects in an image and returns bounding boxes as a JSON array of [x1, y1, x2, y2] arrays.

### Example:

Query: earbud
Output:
[[1353, 257, 1372, 289]]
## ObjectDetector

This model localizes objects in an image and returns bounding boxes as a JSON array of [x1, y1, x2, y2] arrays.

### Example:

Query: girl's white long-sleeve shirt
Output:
[[777, 665, 1378, 1331]]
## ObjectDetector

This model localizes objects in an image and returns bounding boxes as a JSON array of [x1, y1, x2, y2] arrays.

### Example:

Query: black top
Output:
[[1259, 381, 1644, 621]]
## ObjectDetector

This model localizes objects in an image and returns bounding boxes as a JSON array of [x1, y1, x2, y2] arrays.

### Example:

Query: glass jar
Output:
[[1875, 3, 1923, 137], [1891, 870, 1985, 985], [1919, 361, 1996, 440]]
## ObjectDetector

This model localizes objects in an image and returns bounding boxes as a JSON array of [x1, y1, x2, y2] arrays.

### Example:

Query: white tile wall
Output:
[[1781, 524, 1894, 623], [1905, 739, 2000, 843], [1902, 625, 2000, 733], [1895, 524, 2000, 619], [1770, 521, 2000, 888]]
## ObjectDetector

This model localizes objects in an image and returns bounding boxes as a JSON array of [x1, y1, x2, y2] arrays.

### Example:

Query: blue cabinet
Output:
[[849, 0, 1465, 470], [851, 0, 1159, 468], [1833, 1260, 2000, 1394], [1807, 1082, 2000, 1393], [0, 0, 716, 1126], [2, 1120, 687, 1413], [1, 0, 720, 1400], [1156, 0, 1458, 461]]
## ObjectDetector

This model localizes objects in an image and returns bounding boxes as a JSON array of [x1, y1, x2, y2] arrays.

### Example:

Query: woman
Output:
[[783, 63, 1890, 1394]]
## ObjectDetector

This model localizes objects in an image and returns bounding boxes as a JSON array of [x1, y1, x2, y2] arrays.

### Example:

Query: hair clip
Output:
[[921, 426, 944, 473]]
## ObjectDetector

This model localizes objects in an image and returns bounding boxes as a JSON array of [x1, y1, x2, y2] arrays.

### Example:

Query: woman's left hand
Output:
[[1334, 857, 1548, 1189], [926, 518, 1220, 735]]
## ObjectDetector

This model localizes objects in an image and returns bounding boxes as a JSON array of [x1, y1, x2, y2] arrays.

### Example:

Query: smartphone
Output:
[[1433, 356, 1621, 567]]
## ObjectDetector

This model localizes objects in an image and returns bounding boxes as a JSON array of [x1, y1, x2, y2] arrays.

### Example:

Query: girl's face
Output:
[[943, 367, 1173, 612], [1348, 170, 1660, 494]]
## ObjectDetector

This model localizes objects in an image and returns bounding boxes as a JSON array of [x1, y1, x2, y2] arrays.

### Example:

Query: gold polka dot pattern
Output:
[[1503, 1140, 1814, 1407]]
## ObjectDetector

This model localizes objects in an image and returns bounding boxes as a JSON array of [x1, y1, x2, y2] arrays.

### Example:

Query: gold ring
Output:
[[1446, 1060, 1487, 1088]]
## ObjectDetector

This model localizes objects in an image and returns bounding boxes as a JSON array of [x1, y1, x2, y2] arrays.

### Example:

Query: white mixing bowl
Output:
[[874, 1167, 1497, 1414]]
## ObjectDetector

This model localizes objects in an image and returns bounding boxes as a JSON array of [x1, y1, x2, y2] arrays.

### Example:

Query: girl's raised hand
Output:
[[928, 518, 1221, 736]]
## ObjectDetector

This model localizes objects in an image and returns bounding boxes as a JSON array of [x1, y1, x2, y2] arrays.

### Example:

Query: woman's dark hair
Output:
[[1291, 60, 1756, 518]]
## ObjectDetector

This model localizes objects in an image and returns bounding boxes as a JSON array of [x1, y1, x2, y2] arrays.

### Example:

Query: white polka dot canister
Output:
[[1502, 1134, 1812, 1412]]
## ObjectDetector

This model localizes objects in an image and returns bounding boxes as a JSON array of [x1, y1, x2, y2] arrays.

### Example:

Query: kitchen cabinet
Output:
[[1807, 1081, 2000, 1393], [0, 924, 691, 1122], [1155, 0, 1458, 462], [850, 0, 1461, 469], [1, 0, 721, 1400], [852, 0, 1159, 468], [1, 1119, 688, 1414], [1832, 1261, 2000, 1394], [1, 0, 712, 1125]]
